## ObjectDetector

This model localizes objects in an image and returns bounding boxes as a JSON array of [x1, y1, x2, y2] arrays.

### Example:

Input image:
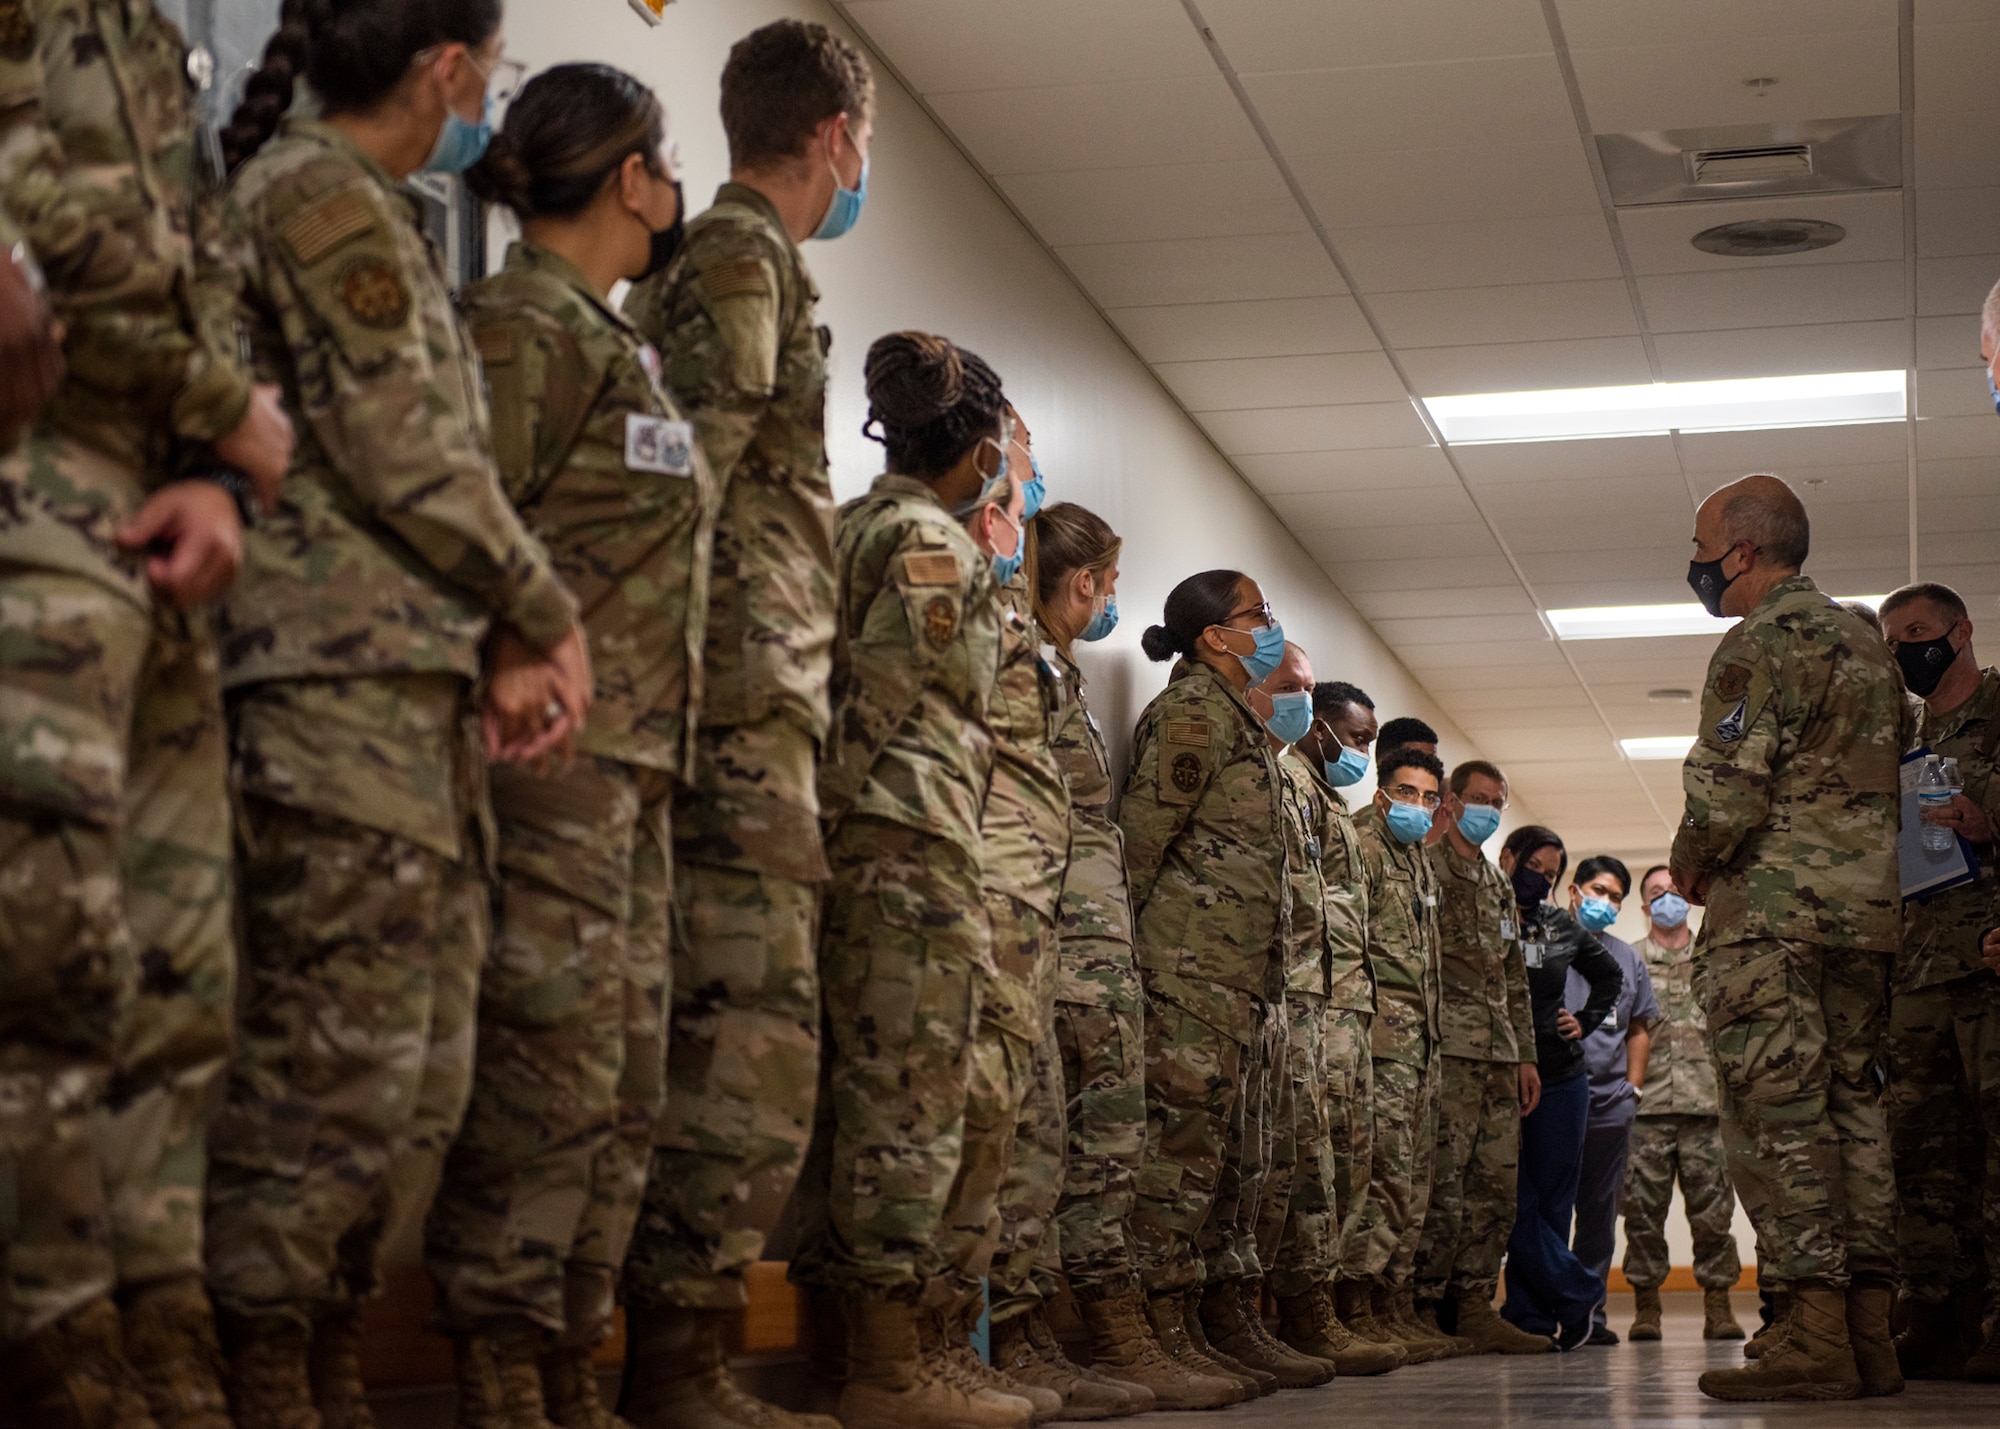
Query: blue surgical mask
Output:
[[1324, 743, 1369, 788], [1648, 891, 1689, 929], [1021, 456, 1046, 522], [1384, 799, 1433, 845], [1264, 691, 1313, 747], [813, 154, 868, 241], [1227, 620, 1286, 685], [1081, 594, 1118, 643], [988, 506, 1023, 586], [1577, 896, 1619, 932], [1456, 803, 1501, 845], [1989, 367, 1999, 417], [424, 98, 493, 175]]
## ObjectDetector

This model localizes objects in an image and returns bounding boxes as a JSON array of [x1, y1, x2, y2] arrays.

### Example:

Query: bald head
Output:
[[1258, 640, 1314, 696], [1696, 473, 1810, 572]]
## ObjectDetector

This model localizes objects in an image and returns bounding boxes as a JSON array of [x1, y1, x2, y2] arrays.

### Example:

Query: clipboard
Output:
[[1901, 745, 1979, 902]]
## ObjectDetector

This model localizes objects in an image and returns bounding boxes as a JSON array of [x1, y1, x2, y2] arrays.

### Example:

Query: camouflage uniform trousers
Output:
[[1886, 973, 2000, 1303], [425, 757, 673, 1341], [0, 555, 233, 1339], [622, 859, 822, 1314], [1413, 1056, 1520, 1303], [1699, 936, 1896, 1288], [1267, 993, 1335, 1298], [787, 815, 987, 1302], [1342, 1052, 1439, 1290], [204, 677, 490, 1323], [1208, 1001, 1286, 1287], [991, 1018, 1066, 1324], [1324, 1009, 1373, 1272], [1042, 983, 1145, 1298], [1619, 1114, 1741, 1291]]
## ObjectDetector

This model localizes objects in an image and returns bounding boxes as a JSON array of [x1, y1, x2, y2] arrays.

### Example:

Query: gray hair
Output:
[[1984, 277, 2000, 342], [1716, 473, 1810, 570]]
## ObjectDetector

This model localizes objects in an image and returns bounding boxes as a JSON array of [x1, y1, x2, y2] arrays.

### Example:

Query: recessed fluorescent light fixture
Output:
[[1425, 370, 1905, 444], [1548, 596, 1887, 641], [1622, 735, 1698, 761]]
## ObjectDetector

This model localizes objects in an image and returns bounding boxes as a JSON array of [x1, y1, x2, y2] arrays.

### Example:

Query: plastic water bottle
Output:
[[1942, 756, 1963, 797], [1918, 755, 1954, 853]]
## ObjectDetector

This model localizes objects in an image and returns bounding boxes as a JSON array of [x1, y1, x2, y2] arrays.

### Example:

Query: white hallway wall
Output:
[[500, 0, 1744, 1281]]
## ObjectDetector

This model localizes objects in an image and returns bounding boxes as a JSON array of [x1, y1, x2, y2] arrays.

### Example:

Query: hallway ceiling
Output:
[[830, 0, 2000, 874]]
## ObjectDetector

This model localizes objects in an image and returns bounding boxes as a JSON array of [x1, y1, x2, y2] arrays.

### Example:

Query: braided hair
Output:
[[863, 331, 1006, 482], [220, 0, 504, 173]]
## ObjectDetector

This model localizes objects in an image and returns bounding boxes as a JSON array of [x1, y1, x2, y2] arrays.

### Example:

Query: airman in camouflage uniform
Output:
[[1672, 492, 1902, 1401], [619, 179, 836, 1351], [421, 239, 714, 1401], [0, 2, 269, 1419], [1341, 795, 1444, 1358], [204, 114, 581, 1402]]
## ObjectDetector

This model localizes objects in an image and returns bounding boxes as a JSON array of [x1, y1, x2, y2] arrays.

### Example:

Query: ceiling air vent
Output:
[[1689, 143, 1811, 186], [1596, 115, 1899, 206]]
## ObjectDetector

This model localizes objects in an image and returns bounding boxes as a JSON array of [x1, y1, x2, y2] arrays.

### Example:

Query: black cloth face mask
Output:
[[1895, 632, 1957, 697], [636, 180, 686, 282], [1510, 865, 1551, 910], [1687, 554, 1737, 617]]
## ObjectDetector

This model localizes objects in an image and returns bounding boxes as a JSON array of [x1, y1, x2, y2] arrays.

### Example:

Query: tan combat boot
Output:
[[122, 1277, 231, 1429], [308, 1309, 377, 1429], [619, 1306, 837, 1429], [452, 1330, 557, 1429], [1188, 1284, 1279, 1394], [1894, 1283, 1982, 1380], [1961, 1302, 2000, 1384], [1238, 1280, 1337, 1386], [1103, 1290, 1242, 1409], [1845, 1277, 1902, 1398], [928, 1301, 1051, 1424], [1697, 1285, 1861, 1402], [1702, 1287, 1744, 1341], [1454, 1290, 1553, 1356], [1370, 1284, 1441, 1365], [1409, 1294, 1475, 1359], [538, 1342, 629, 1429], [1180, 1288, 1271, 1396], [221, 1314, 322, 1429], [988, 1311, 1134, 1420], [1626, 1286, 1662, 1342], [1333, 1280, 1392, 1347], [837, 1297, 1026, 1429], [7, 1296, 160, 1429], [1743, 1290, 1789, 1360], [1275, 1284, 1401, 1374]]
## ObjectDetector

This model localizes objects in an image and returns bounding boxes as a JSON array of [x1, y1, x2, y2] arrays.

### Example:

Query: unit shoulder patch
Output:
[[1714, 663, 1752, 701], [336, 256, 410, 329], [1714, 697, 1748, 744], [1170, 752, 1204, 793], [923, 595, 958, 650], [282, 191, 376, 267], [1165, 719, 1212, 748], [473, 325, 517, 366], [901, 550, 962, 587]]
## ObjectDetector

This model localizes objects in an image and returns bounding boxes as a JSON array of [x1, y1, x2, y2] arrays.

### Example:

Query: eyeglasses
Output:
[[1384, 783, 1442, 811], [1221, 600, 1276, 631], [476, 54, 527, 105]]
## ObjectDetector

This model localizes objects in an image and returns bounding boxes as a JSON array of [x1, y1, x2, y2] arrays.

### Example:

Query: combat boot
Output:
[[539, 1342, 629, 1429], [1964, 1306, 2000, 1384], [122, 1277, 231, 1429], [988, 1311, 1134, 1420], [1453, 1290, 1552, 1356], [451, 1330, 556, 1429], [1215, 1280, 1334, 1387], [1844, 1277, 1903, 1398], [800, 1286, 850, 1417], [1697, 1285, 1860, 1402], [1187, 1285, 1276, 1394], [1333, 1279, 1393, 1347], [1743, 1290, 1789, 1360], [1702, 1287, 1744, 1341], [308, 1309, 377, 1429], [1109, 1290, 1243, 1408], [221, 1314, 322, 1429], [1370, 1284, 1441, 1365], [928, 1301, 1052, 1424], [1626, 1286, 1662, 1342], [1894, 1284, 1980, 1380], [1408, 1293, 1475, 1359], [837, 1297, 1026, 1429], [1275, 1284, 1401, 1374], [6, 1296, 160, 1429], [620, 1306, 837, 1429]]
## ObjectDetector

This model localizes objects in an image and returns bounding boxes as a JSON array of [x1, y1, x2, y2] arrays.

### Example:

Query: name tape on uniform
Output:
[[625, 415, 694, 476]]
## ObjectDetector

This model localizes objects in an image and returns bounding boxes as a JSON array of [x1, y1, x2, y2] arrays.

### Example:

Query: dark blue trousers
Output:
[[1502, 1072, 1600, 1335]]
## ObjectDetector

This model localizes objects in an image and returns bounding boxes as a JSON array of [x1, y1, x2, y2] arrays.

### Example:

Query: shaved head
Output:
[[1697, 473, 1810, 572]]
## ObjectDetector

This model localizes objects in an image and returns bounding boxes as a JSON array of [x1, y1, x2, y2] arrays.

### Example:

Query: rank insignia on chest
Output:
[[336, 256, 411, 329], [1170, 751, 1204, 793], [923, 595, 957, 649], [1714, 697, 1747, 743]]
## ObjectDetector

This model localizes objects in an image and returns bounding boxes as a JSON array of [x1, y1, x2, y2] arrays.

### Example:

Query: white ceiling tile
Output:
[[1477, 473, 1691, 517], [1678, 421, 1909, 471], [1500, 511, 1691, 555], [1554, 0, 1896, 48], [1636, 261, 1906, 332], [1453, 434, 1682, 484], [1809, 536, 1912, 570], [1919, 456, 2000, 497], [842, 0, 1213, 92], [1269, 482, 1479, 529], [1417, 661, 1580, 692], [1916, 187, 2000, 259], [1400, 336, 1654, 395], [1447, 683, 1595, 714], [1331, 554, 1523, 592], [1919, 0, 2000, 23], [1917, 366, 1996, 418], [1291, 142, 1602, 230], [1754, 461, 1911, 504], [1199, 0, 1551, 73], [1153, 352, 1408, 410], [1474, 728, 1621, 762], [1310, 521, 1503, 562], [1809, 498, 1910, 540], [1617, 191, 1905, 276], [1915, 108, 2000, 189], [1193, 400, 1432, 454], [1057, 233, 1346, 306], [1400, 637, 1568, 671], [1920, 529, 2000, 564], [1108, 296, 1380, 362], [1349, 585, 1537, 620], [1369, 280, 1640, 347], [999, 160, 1305, 246], [1916, 414, 2000, 459], [1517, 546, 1696, 584], [1651, 319, 1908, 381], [1333, 215, 1623, 293], [1917, 494, 2000, 533], [1243, 56, 1578, 157], [1234, 445, 1455, 494], [927, 77, 1267, 175], [1916, 315, 1982, 370], [1570, 31, 1900, 134], [1373, 614, 1555, 649], [1534, 577, 1705, 608], [1914, 21, 2000, 114], [1917, 255, 2000, 316]]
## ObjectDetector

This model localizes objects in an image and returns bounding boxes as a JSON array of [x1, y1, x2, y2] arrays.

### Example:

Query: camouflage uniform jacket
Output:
[[1900, 665, 2000, 992], [1049, 642, 1136, 1008], [0, 0, 251, 586], [1353, 802, 1441, 1066], [1429, 837, 1533, 1064], [627, 183, 834, 864], [979, 573, 1071, 917], [1119, 658, 1289, 1042], [1275, 749, 1338, 997], [1630, 932, 1717, 1117], [1671, 574, 1902, 954], [459, 241, 714, 775], [819, 472, 999, 867], [1305, 760, 1374, 1015], [215, 118, 578, 684]]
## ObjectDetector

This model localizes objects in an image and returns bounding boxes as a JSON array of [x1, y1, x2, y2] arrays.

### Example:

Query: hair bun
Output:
[[464, 129, 531, 208], [865, 331, 967, 428], [1140, 624, 1179, 662]]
